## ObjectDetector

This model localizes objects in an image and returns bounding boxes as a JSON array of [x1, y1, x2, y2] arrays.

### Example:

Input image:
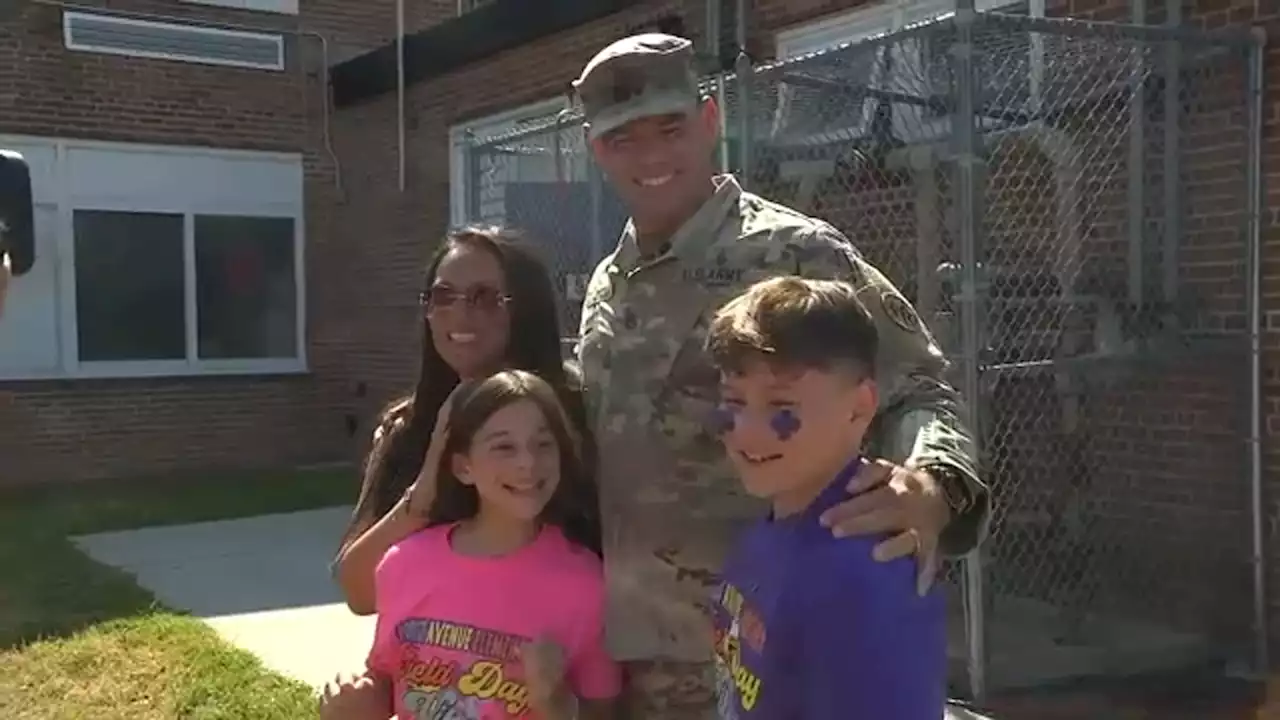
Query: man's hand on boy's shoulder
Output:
[[817, 459, 950, 596], [764, 220, 986, 588]]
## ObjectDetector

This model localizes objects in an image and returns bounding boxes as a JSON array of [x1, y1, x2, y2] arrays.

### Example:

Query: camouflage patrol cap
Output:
[[572, 33, 700, 140]]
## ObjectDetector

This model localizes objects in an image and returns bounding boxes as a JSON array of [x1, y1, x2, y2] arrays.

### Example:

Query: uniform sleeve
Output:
[[575, 257, 613, 422], [791, 223, 990, 555], [575, 257, 612, 364], [565, 575, 623, 700], [792, 549, 948, 719]]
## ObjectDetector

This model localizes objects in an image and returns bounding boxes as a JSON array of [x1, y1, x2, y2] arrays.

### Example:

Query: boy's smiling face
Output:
[[716, 355, 878, 516]]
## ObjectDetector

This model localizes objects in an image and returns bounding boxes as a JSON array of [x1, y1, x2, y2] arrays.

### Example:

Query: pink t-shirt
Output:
[[368, 523, 621, 719]]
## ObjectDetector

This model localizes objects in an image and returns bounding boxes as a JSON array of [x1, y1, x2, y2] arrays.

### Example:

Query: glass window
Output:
[[73, 210, 185, 362], [194, 215, 297, 360]]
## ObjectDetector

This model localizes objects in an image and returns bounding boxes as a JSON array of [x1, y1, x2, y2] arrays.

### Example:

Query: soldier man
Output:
[[572, 33, 990, 717]]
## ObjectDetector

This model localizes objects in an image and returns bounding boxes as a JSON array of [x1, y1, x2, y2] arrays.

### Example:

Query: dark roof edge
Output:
[[331, 0, 647, 108]]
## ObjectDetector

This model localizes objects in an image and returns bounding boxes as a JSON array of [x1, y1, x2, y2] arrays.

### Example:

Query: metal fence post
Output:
[[462, 129, 479, 222], [1126, 0, 1146, 307], [706, 0, 730, 174], [952, 0, 988, 701], [1245, 27, 1268, 679], [735, 49, 753, 191], [1162, 2, 1183, 303]]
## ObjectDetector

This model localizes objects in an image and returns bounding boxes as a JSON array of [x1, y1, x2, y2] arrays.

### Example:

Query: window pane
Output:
[[74, 210, 186, 362], [194, 215, 297, 359]]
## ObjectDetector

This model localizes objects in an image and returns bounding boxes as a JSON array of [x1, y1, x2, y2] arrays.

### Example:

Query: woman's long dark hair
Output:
[[340, 225, 597, 552], [427, 370, 597, 552]]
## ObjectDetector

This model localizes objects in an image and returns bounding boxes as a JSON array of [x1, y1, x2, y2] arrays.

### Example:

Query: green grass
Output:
[[0, 466, 357, 720]]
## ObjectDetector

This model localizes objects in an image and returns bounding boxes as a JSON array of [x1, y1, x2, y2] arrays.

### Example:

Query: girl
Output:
[[334, 226, 598, 615], [361, 370, 619, 719]]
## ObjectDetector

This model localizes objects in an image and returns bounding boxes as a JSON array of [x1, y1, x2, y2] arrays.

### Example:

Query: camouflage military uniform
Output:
[[572, 34, 988, 719]]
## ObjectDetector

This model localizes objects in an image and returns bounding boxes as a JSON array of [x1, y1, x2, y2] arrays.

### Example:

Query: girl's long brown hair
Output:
[[427, 369, 597, 552], [339, 226, 598, 553]]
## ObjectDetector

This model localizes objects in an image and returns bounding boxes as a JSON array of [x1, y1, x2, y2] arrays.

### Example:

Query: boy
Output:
[[704, 276, 948, 719]]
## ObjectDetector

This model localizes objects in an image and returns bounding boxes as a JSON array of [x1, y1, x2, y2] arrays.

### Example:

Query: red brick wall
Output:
[[0, 0, 454, 485]]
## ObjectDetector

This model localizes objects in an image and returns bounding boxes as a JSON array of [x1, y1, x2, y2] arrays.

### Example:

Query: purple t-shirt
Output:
[[711, 457, 947, 719]]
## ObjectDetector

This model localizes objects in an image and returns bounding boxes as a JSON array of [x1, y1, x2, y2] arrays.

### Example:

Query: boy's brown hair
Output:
[[706, 276, 878, 377]]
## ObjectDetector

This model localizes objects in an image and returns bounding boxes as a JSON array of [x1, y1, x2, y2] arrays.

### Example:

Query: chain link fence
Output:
[[457, 116, 628, 344], [458, 10, 1265, 697]]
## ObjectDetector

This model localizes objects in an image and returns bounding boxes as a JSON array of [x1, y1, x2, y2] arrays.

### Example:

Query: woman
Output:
[[333, 224, 597, 616]]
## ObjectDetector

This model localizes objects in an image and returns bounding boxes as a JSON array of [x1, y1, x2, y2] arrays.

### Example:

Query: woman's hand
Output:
[[522, 636, 573, 718], [405, 383, 463, 516], [319, 672, 393, 720]]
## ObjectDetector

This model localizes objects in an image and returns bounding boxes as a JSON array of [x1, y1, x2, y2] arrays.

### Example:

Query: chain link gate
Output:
[[458, 9, 1266, 697]]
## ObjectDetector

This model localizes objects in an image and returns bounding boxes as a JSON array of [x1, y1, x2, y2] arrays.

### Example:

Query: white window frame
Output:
[[447, 97, 574, 228], [62, 11, 286, 71], [0, 135, 307, 381], [457, 0, 497, 15], [179, 0, 299, 15]]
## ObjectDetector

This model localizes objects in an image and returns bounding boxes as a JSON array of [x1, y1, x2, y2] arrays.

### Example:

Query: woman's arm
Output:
[[334, 492, 428, 615], [335, 388, 458, 614]]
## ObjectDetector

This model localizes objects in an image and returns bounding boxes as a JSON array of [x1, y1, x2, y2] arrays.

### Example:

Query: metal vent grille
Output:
[[63, 11, 285, 71]]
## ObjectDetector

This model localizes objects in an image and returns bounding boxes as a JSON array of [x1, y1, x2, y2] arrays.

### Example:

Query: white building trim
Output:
[[0, 135, 306, 381]]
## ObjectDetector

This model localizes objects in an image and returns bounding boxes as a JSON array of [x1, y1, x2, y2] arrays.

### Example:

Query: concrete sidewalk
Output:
[[72, 506, 992, 717], [74, 506, 375, 691]]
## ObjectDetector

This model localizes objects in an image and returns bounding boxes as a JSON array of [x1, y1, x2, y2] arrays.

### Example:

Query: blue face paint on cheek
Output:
[[770, 409, 802, 441], [710, 405, 737, 435]]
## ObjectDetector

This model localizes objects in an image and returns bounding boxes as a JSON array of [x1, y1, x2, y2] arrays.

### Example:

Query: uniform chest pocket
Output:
[[655, 321, 723, 443]]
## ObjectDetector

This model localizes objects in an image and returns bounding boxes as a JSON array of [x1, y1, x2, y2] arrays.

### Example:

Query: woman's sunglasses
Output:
[[420, 284, 512, 313]]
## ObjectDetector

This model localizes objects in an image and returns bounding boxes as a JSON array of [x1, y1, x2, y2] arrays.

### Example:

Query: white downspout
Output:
[[396, 0, 406, 192]]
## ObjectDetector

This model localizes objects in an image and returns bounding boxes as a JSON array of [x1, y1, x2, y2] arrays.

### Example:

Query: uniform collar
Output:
[[613, 174, 742, 274]]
